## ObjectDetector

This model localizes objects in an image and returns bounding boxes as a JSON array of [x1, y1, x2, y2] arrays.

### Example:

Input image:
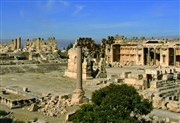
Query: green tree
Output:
[[140, 36, 146, 41], [0, 110, 8, 116], [57, 50, 61, 55], [66, 42, 73, 51], [70, 84, 152, 123]]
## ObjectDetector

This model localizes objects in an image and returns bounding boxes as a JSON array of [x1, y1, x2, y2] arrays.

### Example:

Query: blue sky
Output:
[[1, 0, 179, 40]]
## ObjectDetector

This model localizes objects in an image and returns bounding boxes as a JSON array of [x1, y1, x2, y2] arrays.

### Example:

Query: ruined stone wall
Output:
[[0, 37, 21, 53], [64, 48, 93, 80], [24, 37, 58, 53], [119, 45, 137, 65], [136, 46, 144, 65], [160, 46, 169, 67], [109, 40, 180, 67], [105, 45, 111, 64]]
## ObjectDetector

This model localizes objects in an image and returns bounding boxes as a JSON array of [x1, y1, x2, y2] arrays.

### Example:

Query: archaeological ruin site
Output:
[[0, 36, 180, 123]]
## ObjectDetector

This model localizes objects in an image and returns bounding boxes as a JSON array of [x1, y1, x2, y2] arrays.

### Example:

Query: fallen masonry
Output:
[[99, 67, 180, 113], [34, 94, 72, 117]]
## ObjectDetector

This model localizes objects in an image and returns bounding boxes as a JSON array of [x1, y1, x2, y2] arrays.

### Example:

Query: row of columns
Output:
[[145, 47, 176, 66], [111, 45, 178, 66], [13, 37, 21, 50]]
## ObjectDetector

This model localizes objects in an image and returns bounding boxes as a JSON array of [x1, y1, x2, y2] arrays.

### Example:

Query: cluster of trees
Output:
[[66, 42, 73, 51], [101, 36, 117, 58], [0, 110, 26, 123], [62, 35, 177, 59], [75, 37, 101, 58], [69, 84, 152, 123]]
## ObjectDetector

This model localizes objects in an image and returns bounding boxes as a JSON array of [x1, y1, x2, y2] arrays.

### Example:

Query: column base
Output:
[[71, 89, 85, 105]]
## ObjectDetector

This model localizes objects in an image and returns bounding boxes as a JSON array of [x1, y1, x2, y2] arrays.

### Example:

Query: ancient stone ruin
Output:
[[0, 86, 38, 109], [0, 37, 61, 65], [0, 37, 21, 53], [37, 94, 71, 117], [23, 37, 58, 53], [71, 46, 85, 105], [108, 39, 180, 67], [64, 47, 93, 80], [104, 67, 180, 113]]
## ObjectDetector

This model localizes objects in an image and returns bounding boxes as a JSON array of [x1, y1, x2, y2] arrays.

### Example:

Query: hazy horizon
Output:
[[1, 34, 179, 49]]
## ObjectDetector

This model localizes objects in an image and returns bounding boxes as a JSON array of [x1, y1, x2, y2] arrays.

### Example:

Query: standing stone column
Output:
[[174, 48, 176, 66], [154, 48, 156, 66], [143, 48, 146, 66], [76, 46, 82, 89], [167, 48, 169, 66], [13, 39, 17, 50], [71, 46, 84, 105], [111, 45, 114, 64], [136, 47, 138, 65], [148, 48, 150, 65], [17, 37, 21, 50]]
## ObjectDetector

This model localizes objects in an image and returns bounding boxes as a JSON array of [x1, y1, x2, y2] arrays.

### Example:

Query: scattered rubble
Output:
[[37, 94, 72, 117]]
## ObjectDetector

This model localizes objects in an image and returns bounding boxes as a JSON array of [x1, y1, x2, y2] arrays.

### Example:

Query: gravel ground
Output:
[[151, 109, 180, 121], [0, 65, 180, 122]]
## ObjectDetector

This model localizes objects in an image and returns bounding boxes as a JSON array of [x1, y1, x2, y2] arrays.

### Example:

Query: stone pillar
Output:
[[154, 48, 156, 66], [174, 48, 176, 66], [136, 47, 138, 65], [29, 52, 32, 60], [13, 39, 17, 50], [71, 46, 84, 105], [36, 38, 40, 51], [148, 48, 150, 65], [111, 45, 114, 64], [142, 48, 145, 65], [17, 37, 21, 49], [167, 48, 169, 66], [76, 46, 82, 89]]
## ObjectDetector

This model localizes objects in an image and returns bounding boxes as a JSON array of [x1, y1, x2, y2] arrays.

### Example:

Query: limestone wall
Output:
[[24, 37, 58, 53], [0, 37, 21, 53], [109, 39, 180, 67], [64, 48, 93, 80]]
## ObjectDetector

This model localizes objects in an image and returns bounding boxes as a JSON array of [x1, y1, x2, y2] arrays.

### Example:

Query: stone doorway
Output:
[[176, 55, 180, 66], [169, 48, 174, 66], [113, 45, 120, 62], [155, 48, 160, 66], [143, 48, 148, 65], [149, 48, 155, 65], [146, 74, 152, 88]]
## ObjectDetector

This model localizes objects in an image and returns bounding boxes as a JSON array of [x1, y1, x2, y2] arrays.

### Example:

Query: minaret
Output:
[[71, 46, 84, 105]]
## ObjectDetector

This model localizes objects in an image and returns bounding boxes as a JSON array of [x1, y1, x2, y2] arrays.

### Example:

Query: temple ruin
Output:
[[0, 37, 60, 64], [23, 37, 58, 53], [108, 39, 180, 67], [64, 47, 93, 80], [0, 37, 21, 53], [1, 36, 180, 122]]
